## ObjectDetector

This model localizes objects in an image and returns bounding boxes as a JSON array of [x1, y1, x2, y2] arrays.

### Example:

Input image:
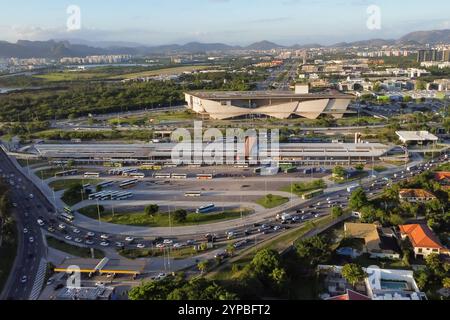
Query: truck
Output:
[[276, 213, 292, 222], [347, 184, 360, 193]]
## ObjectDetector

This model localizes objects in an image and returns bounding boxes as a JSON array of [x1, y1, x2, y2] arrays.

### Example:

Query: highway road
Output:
[[0, 149, 48, 300]]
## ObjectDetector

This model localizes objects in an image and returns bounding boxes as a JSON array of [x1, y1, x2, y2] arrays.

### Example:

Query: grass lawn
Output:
[[17, 159, 46, 167], [109, 65, 211, 80], [34, 71, 111, 82], [0, 222, 17, 293], [373, 165, 388, 173], [255, 194, 289, 209], [46, 236, 105, 259], [332, 171, 369, 184], [49, 179, 101, 191], [78, 206, 253, 227], [280, 179, 326, 197], [119, 244, 223, 260]]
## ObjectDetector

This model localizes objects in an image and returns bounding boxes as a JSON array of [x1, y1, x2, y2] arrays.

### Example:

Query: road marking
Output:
[[29, 258, 46, 300]]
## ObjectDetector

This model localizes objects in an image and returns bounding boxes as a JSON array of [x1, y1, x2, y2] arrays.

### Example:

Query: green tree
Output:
[[443, 277, 450, 289], [173, 209, 188, 223], [144, 204, 159, 216], [349, 188, 369, 211], [414, 269, 429, 290], [332, 206, 344, 219], [295, 236, 330, 267], [332, 166, 346, 179], [425, 254, 446, 278], [341, 263, 367, 288], [251, 249, 281, 276], [198, 260, 210, 275]]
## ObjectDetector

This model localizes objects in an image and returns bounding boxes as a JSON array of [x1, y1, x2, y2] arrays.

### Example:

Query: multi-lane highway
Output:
[[0, 149, 48, 300]]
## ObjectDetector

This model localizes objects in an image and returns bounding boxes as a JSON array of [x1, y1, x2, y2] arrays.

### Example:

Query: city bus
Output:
[[97, 181, 114, 189], [121, 169, 139, 177], [302, 189, 324, 200], [129, 172, 145, 179], [89, 191, 106, 200], [116, 192, 133, 200], [119, 179, 139, 189], [196, 174, 214, 180], [55, 169, 78, 177], [185, 192, 202, 197], [171, 173, 188, 180], [58, 212, 75, 223], [84, 172, 101, 178], [196, 204, 216, 214], [154, 173, 171, 179]]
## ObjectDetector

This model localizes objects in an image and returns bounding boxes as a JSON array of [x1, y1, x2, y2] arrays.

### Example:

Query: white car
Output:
[[100, 241, 110, 247], [87, 232, 95, 237], [137, 243, 146, 249], [100, 234, 109, 240], [37, 219, 45, 226], [58, 224, 66, 230], [21, 276, 28, 284], [74, 238, 83, 243], [65, 235, 73, 241], [163, 239, 173, 245], [29, 237, 34, 243], [173, 243, 184, 249], [72, 228, 81, 234], [85, 240, 95, 245], [23, 228, 29, 234], [125, 237, 134, 242], [156, 243, 165, 249]]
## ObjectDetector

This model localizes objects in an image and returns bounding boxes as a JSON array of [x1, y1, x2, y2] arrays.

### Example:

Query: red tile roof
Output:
[[327, 290, 371, 301], [435, 172, 450, 181], [399, 189, 436, 199], [399, 224, 444, 249]]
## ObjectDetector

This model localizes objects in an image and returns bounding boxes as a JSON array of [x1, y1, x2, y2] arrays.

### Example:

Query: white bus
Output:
[[154, 173, 171, 179], [129, 172, 145, 179], [117, 192, 133, 200], [119, 179, 139, 189], [171, 173, 187, 180], [84, 172, 100, 178], [185, 192, 202, 197], [58, 212, 75, 223], [97, 181, 114, 189]]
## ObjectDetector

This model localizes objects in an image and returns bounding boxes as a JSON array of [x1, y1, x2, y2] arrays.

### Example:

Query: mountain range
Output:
[[1, 29, 450, 59]]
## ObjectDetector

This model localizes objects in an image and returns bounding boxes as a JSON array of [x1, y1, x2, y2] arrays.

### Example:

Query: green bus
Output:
[[302, 189, 324, 200]]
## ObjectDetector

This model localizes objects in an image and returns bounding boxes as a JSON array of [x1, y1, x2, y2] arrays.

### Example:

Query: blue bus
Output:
[[196, 204, 216, 214]]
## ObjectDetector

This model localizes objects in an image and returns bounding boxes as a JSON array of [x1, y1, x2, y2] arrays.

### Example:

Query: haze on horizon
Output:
[[1, 0, 450, 46]]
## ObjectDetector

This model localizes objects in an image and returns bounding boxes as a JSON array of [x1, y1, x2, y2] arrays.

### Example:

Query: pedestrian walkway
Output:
[[29, 258, 47, 300]]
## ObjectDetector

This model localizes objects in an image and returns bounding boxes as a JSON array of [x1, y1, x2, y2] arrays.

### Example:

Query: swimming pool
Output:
[[380, 280, 408, 290]]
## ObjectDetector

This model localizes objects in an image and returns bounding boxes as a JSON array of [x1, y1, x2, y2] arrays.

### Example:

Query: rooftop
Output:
[[399, 189, 437, 200], [396, 131, 439, 142], [399, 224, 444, 249], [185, 90, 353, 100]]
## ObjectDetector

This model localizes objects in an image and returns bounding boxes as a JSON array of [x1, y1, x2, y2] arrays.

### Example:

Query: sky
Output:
[[0, 0, 450, 46]]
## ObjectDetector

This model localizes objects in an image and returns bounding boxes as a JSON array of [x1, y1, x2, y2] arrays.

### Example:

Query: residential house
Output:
[[399, 224, 449, 258], [399, 189, 437, 203], [344, 223, 401, 259], [318, 265, 427, 300]]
